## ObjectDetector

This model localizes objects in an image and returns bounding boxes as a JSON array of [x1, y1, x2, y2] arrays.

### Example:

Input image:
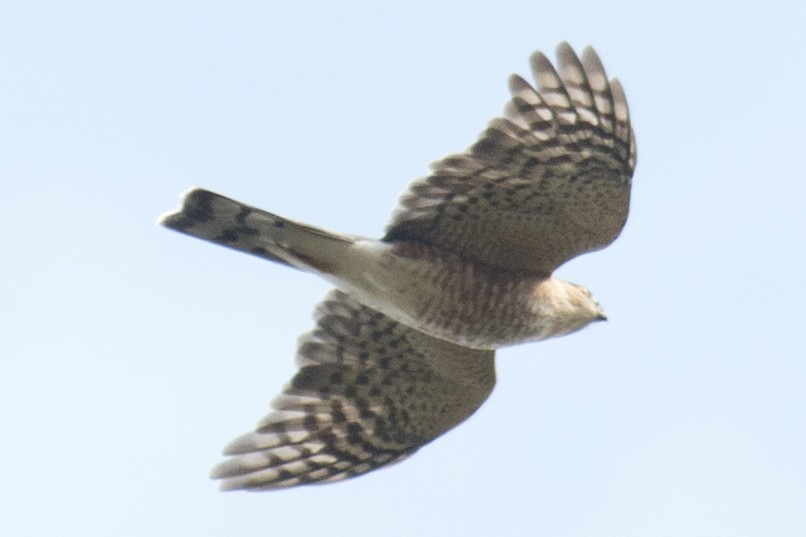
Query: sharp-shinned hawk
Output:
[[160, 42, 635, 490]]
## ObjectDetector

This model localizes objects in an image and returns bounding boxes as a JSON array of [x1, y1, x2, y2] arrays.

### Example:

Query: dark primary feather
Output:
[[384, 42, 635, 275]]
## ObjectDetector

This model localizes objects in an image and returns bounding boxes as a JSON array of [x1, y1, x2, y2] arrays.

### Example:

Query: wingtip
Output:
[[581, 43, 597, 57], [554, 41, 574, 58], [528, 49, 551, 71], [211, 471, 247, 492]]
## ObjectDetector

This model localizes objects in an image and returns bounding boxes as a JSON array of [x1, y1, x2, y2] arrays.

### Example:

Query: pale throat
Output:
[[531, 277, 584, 317]]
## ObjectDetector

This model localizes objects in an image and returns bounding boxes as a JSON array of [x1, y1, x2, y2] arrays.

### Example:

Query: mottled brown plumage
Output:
[[386, 43, 634, 275], [210, 290, 495, 489], [160, 42, 635, 490]]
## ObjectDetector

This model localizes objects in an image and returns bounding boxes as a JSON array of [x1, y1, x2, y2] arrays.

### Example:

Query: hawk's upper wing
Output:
[[210, 290, 495, 490], [384, 42, 636, 275]]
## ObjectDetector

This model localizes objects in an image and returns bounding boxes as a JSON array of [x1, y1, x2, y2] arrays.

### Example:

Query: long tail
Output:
[[159, 188, 355, 274]]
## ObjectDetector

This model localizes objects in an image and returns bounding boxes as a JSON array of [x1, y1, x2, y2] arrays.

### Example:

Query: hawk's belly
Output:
[[327, 240, 552, 350]]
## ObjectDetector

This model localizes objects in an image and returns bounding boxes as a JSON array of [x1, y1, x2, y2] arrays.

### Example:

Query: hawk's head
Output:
[[531, 279, 607, 340]]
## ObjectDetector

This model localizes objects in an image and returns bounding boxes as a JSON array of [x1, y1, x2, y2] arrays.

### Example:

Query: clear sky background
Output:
[[3, 1, 805, 536]]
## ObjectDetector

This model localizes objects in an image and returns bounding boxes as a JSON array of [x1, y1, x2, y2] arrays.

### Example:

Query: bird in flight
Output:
[[160, 42, 635, 490]]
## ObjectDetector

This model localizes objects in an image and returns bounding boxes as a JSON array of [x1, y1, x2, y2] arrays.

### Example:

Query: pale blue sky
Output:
[[3, 1, 805, 536]]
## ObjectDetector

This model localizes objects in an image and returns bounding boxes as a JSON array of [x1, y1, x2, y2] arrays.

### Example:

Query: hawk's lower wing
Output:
[[211, 290, 496, 490], [384, 42, 635, 275]]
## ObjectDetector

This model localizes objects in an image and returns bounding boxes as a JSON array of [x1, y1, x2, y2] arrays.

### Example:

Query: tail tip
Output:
[[158, 187, 216, 230]]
